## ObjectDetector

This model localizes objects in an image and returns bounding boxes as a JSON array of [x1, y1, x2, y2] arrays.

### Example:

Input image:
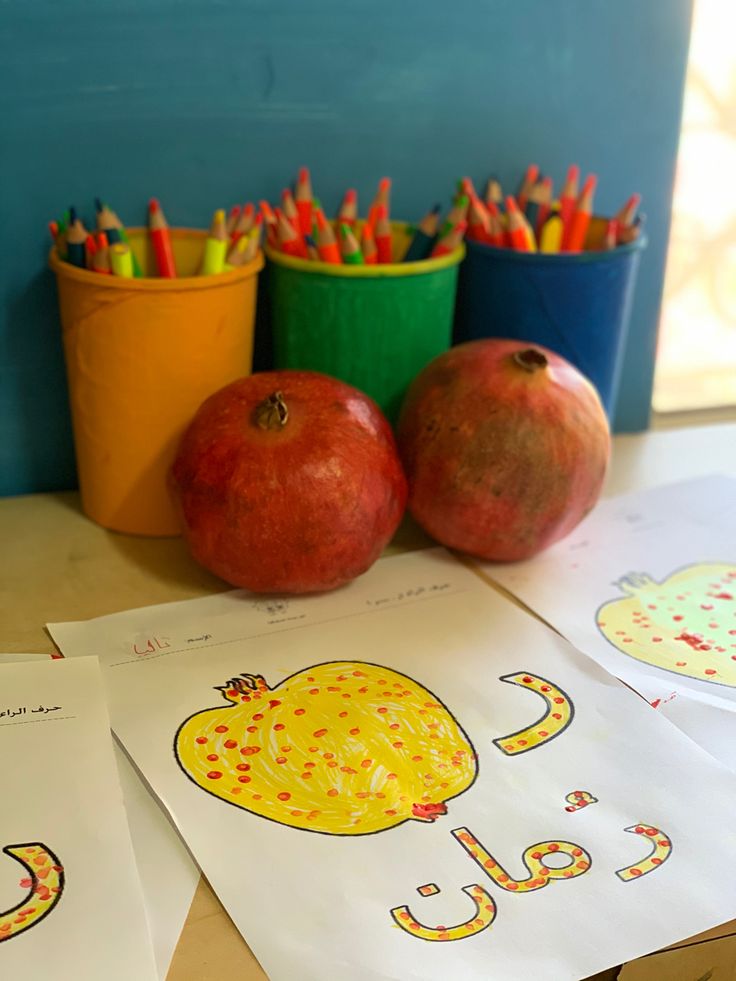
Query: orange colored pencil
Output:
[[564, 174, 597, 252], [337, 189, 358, 227], [430, 219, 467, 257], [517, 163, 539, 212], [148, 199, 177, 277], [314, 206, 341, 264], [485, 201, 506, 247], [295, 166, 313, 236], [615, 193, 641, 243], [374, 205, 393, 262], [259, 200, 278, 248], [559, 164, 580, 245], [505, 196, 534, 251], [361, 223, 378, 265]]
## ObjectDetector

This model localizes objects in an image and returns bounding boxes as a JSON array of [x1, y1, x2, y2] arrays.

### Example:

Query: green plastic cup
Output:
[[267, 222, 465, 423]]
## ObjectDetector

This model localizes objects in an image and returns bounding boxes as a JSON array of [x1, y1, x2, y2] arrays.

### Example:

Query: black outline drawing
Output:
[[492, 672, 575, 756], [390, 882, 497, 942], [615, 824, 672, 882], [0, 842, 64, 944], [173, 660, 478, 837]]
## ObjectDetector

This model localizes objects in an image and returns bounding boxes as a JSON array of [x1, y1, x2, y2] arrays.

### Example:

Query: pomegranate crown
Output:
[[216, 673, 270, 704]]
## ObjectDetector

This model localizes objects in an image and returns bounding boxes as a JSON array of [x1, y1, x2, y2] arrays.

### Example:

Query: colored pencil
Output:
[[564, 174, 597, 252], [616, 193, 642, 243], [402, 204, 441, 262], [226, 205, 241, 236], [505, 196, 535, 251], [539, 205, 564, 253], [374, 205, 393, 263], [485, 201, 506, 247], [339, 223, 364, 264], [110, 242, 134, 277], [314, 206, 341, 264], [367, 177, 391, 229], [94, 203, 142, 276], [439, 195, 469, 238], [281, 188, 301, 235], [295, 167, 313, 236], [559, 164, 580, 245], [92, 232, 112, 274], [337, 189, 358, 227], [533, 176, 554, 237], [241, 221, 263, 262], [231, 203, 255, 244], [66, 217, 88, 268], [148, 199, 177, 277], [603, 218, 619, 251], [467, 195, 492, 244], [84, 233, 97, 270], [259, 200, 278, 248], [304, 234, 321, 262], [484, 176, 503, 208], [199, 208, 229, 274], [517, 163, 539, 212], [430, 219, 466, 257], [360, 224, 378, 265], [275, 207, 308, 258]]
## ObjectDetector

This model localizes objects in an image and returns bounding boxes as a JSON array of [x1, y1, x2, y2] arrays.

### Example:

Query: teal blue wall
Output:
[[1, 0, 693, 495]]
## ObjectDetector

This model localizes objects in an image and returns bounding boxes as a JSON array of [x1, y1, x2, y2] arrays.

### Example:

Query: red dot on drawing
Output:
[[377, 707, 388, 714], [277, 792, 291, 801], [676, 661, 687, 667], [553, 697, 565, 704], [540, 686, 550, 693], [522, 676, 533, 684], [242, 746, 261, 756], [195, 736, 207, 744], [206, 771, 222, 780], [652, 637, 663, 643], [252, 714, 264, 721], [238, 775, 251, 783], [652, 858, 662, 865], [552, 713, 562, 720], [273, 723, 285, 731], [313, 728, 328, 738], [206, 754, 218, 762], [673, 616, 684, 622], [538, 730, 548, 737], [294, 708, 306, 716], [705, 669, 717, 676], [630, 868, 642, 876], [214, 725, 228, 733], [224, 740, 237, 749]]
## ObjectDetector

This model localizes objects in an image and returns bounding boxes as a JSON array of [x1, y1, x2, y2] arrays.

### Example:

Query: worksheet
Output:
[[49, 548, 736, 981], [479, 475, 736, 769], [0, 657, 157, 980], [0, 651, 200, 980]]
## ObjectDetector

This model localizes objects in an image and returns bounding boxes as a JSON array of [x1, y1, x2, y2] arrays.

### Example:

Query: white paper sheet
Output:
[[0, 651, 200, 980], [479, 475, 736, 769], [0, 656, 157, 980], [47, 548, 736, 981]]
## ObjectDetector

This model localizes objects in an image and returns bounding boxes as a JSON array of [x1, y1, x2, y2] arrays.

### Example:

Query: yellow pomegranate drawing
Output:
[[597, 563, 736, 687], [174, 661, 477, 835]]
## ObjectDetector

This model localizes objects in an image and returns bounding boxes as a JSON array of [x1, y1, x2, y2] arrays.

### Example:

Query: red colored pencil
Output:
[[467, 195, 492, 243], [275, 207, 307, 258], [281, 188, 301, 235], [337, 189, 358, 227], [226, 205, 241, 237], [374, 205, 393, 262], [295, 166, 313, 236], [559, 164, 580, 246], [230, 202, 255, 244], [148, 199, 177, 277], [84, 233, 97, 270], [615, 193, 641, 243], [564, 174, 597, 252], [367, 177, 391, 230], [485, 201, 506, 247], [92, 231, 112, 274]]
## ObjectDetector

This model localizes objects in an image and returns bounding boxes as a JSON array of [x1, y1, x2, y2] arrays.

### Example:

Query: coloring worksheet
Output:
[[0, 651, 200, 981], [49, 548, 736, 981], [0, 657, 157, 980], [481, 475, 736, 769]]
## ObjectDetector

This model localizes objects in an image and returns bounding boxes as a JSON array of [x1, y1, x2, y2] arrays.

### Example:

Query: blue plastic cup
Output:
[[453, 225, 647, 418]]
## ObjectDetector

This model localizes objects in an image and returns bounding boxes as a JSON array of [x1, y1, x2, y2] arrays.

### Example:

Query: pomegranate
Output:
[[396, 339, 610, 561], [169, 371, 407, 593]]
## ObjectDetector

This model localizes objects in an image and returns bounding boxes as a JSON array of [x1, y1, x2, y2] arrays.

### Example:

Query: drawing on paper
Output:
[[451, 828, 591, 892], [615, 824, 672, 881], [597, 563, 736, 687], [492, 673, 574, 755], [0, 843, 64, 943], [390, 883, 497, 941], [174, 661, 478, 836], [564, 790, 598, 813]]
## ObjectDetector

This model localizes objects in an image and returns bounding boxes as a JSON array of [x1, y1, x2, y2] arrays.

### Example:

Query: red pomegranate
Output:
[[396, 339, 610, 561], [170, 371, 407, 593]]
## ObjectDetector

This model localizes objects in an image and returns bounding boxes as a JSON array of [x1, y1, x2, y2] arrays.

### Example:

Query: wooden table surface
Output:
[[1, 422, 734, 981]]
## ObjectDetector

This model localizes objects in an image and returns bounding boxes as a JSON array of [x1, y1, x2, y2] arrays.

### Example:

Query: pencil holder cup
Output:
[[453, 220, 647, 419], [50, 229, 264, 536], [266, 222, 464, 423]]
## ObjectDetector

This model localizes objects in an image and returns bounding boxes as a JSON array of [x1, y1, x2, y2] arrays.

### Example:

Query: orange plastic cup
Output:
[[50, 228, 264, 536]]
